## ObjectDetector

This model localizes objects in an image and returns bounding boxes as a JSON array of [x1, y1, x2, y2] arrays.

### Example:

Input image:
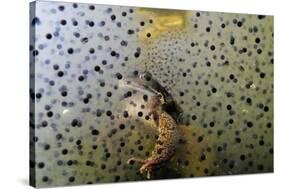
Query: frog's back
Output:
[[151, 111, 179, 162]]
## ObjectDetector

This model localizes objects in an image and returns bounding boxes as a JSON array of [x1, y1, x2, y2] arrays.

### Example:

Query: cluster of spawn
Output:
[[30, 1, 273, 187]]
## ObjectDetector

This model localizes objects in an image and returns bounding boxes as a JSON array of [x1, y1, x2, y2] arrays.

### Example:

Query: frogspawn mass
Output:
[[30, 1, 273, 188]]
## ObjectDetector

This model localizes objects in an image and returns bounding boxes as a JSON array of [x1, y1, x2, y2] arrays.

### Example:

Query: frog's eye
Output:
[[142, 72, 152, 81]]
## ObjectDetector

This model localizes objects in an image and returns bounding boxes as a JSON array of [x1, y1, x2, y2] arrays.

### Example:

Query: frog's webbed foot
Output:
[[127, 157, 153, 179], [140, 163, 153, 179]]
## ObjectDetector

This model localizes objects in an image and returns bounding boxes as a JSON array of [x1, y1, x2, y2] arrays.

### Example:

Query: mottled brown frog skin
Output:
[[127, 94, 179, 179]]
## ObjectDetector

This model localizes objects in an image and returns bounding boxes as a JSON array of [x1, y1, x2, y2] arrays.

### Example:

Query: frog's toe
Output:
[[127, 157, 145, 164], [147, 171, 152, 179], [127, 158, 133, 164], [139, 165, 146, 174]]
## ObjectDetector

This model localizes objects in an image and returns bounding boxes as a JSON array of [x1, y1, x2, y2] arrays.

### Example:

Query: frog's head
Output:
[[147, 93, 165, 111]]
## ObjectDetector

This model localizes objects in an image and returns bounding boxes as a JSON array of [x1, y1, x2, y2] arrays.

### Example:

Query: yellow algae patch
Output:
[[136, 8, 189, 42]]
